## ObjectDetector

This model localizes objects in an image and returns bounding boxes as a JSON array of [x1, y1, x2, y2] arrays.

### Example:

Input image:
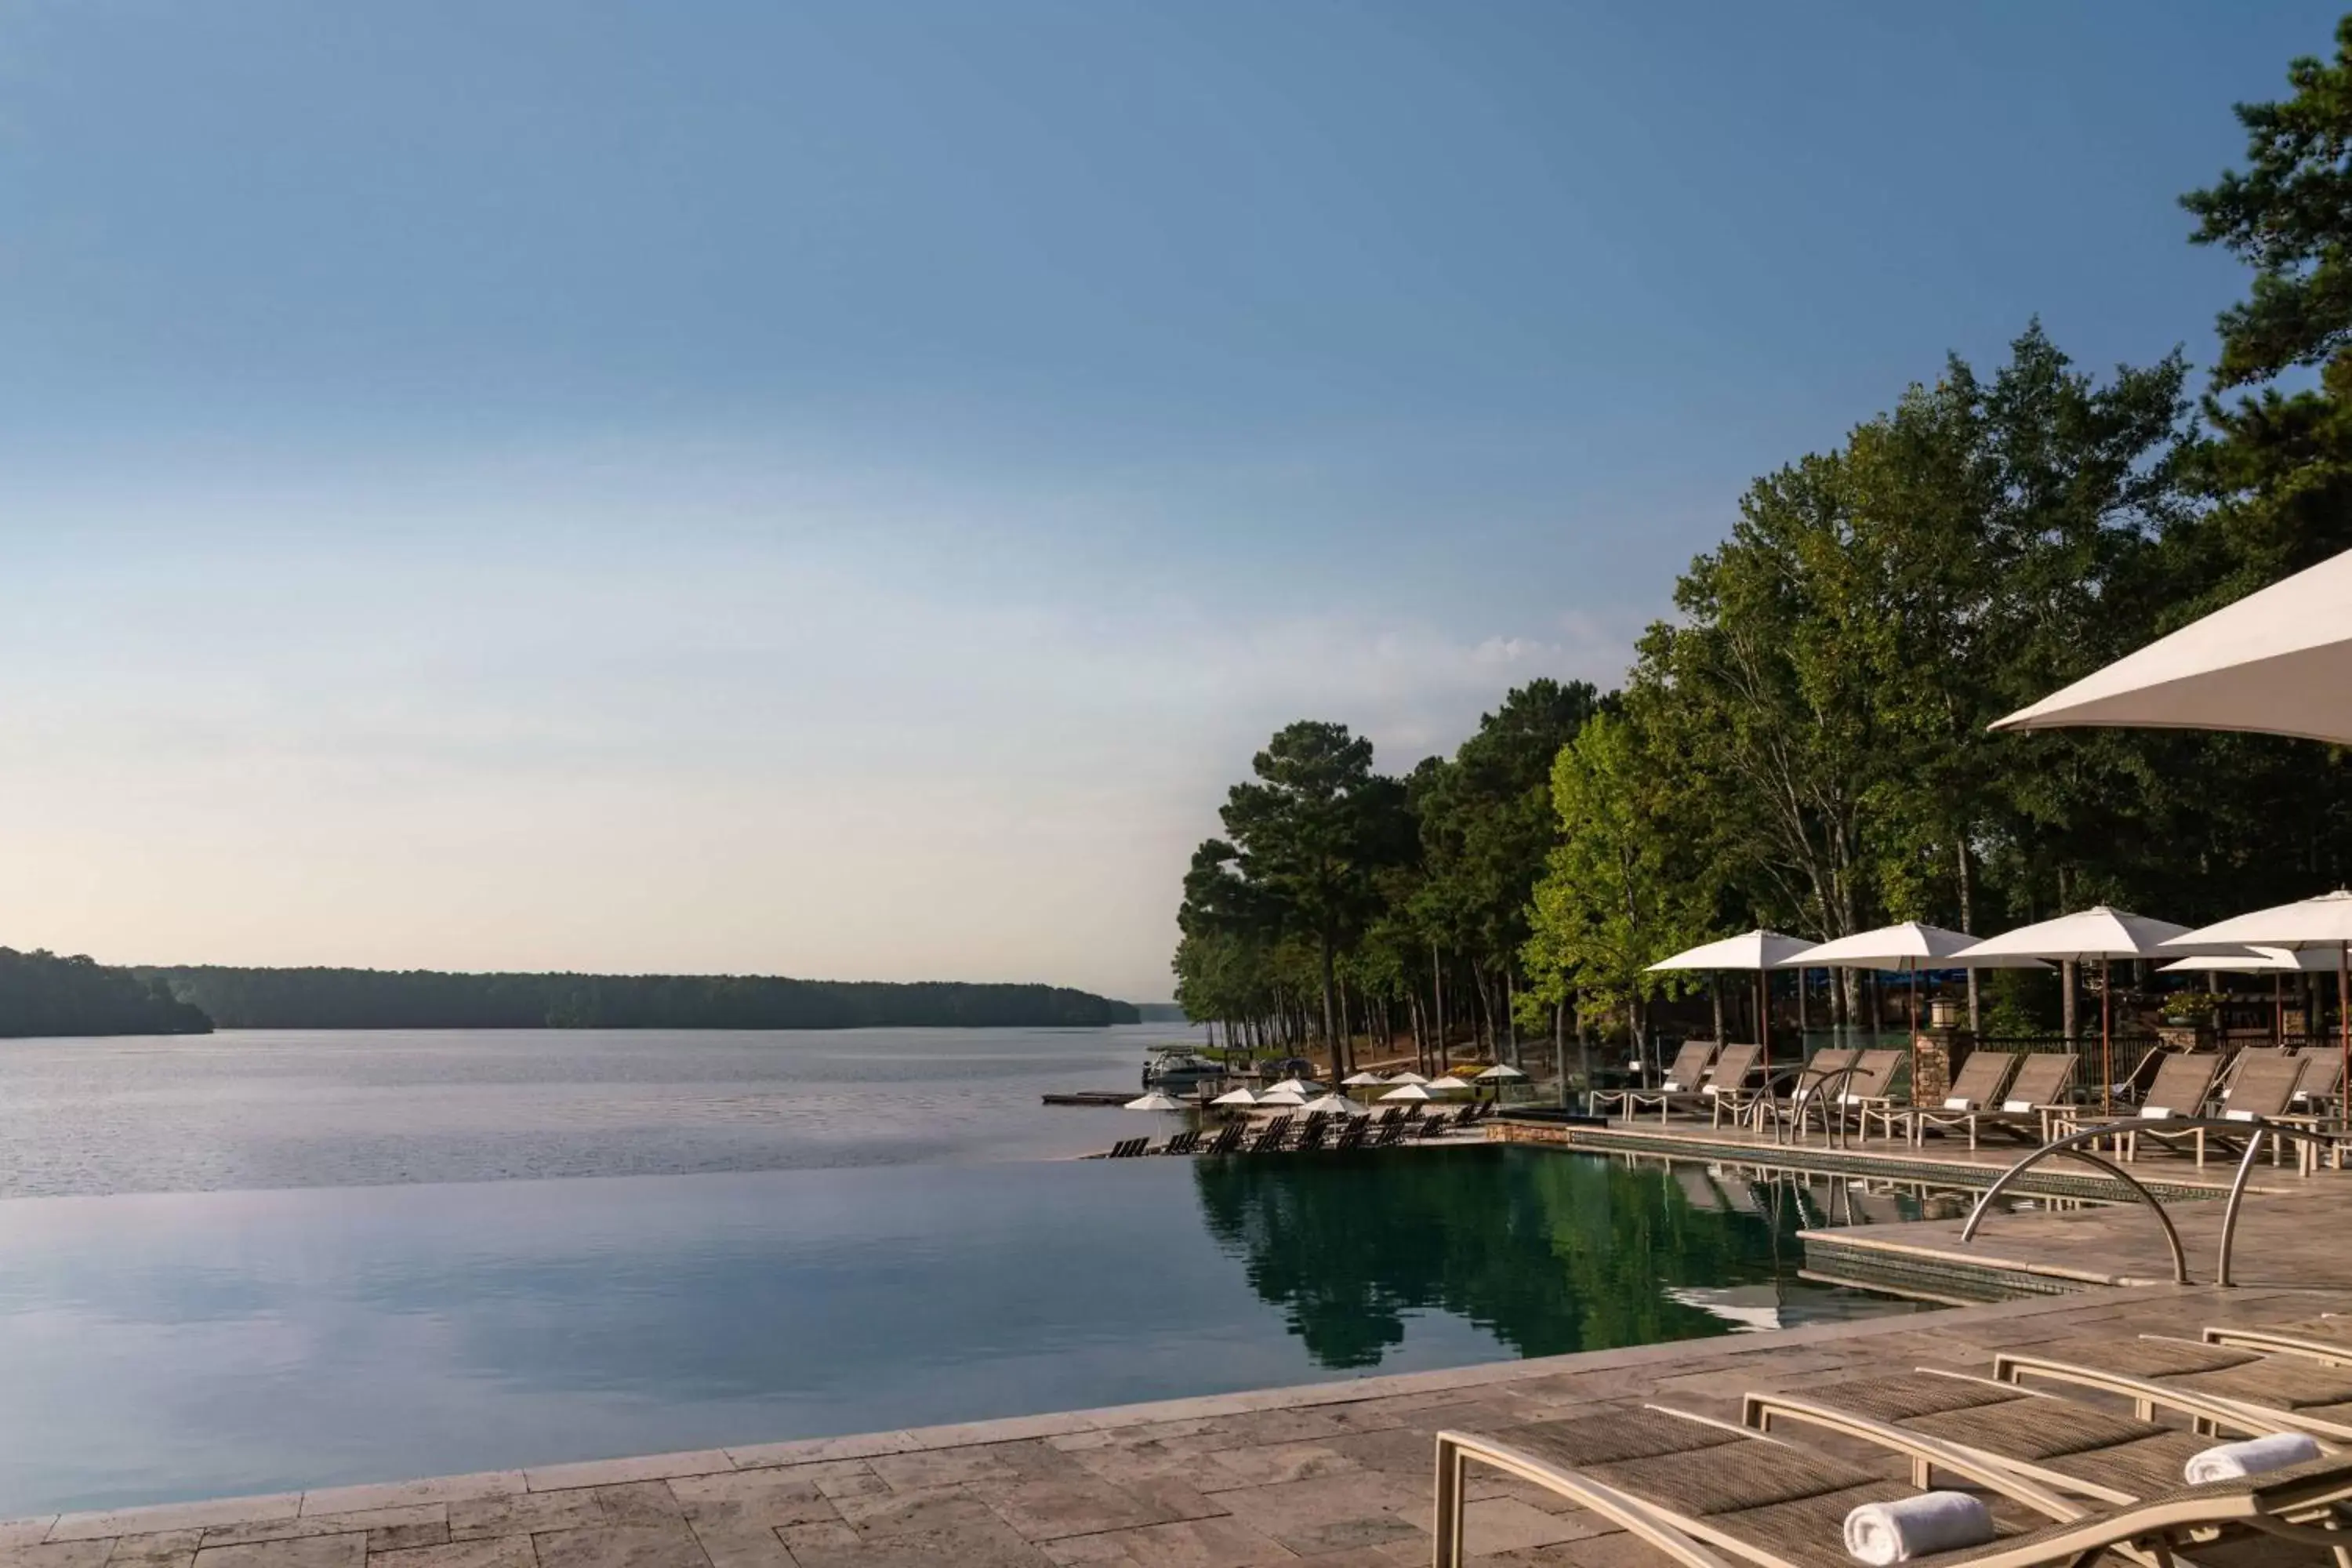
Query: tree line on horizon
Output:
[[0, 959, 1139, 1037], [0, 949, 214, 1038], [1173, 17, 2352, 1076], [143, 967, 1139, 1031]]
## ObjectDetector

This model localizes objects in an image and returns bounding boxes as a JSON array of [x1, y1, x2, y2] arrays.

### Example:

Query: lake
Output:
[[0, 1027, 1926, 1515]]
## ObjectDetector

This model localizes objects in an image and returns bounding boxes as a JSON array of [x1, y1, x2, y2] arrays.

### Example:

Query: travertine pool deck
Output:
[[18, 1127, 2352, 1568]]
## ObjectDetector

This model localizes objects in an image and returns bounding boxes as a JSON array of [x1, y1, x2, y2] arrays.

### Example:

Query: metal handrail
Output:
[[1960, 1114, 2337, 1287], [1746, 1058, 1872, 1148]]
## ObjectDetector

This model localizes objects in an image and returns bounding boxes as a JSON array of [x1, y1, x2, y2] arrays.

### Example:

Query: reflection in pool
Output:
[[0, 1147, 1929, 1513]]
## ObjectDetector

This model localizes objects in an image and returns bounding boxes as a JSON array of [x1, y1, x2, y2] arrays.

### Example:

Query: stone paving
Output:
[[8, 1279, 2351, 1568]]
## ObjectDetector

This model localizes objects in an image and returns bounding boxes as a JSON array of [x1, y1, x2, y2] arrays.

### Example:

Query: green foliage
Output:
[[1521, 712, 1705, 1029], [142, 967, 1137, 1029], [0, 949, 213, 1037]]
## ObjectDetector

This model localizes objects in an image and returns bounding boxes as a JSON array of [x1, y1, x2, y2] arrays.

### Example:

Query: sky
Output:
[[0, 1, 2338, 1002]]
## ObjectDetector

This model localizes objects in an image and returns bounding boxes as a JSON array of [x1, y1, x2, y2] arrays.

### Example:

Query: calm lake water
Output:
[[0, 1027, 1926, 1514]]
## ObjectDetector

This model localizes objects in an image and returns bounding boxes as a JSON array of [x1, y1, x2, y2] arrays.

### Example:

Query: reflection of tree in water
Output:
[[1191, 1148, 1806, 1370]]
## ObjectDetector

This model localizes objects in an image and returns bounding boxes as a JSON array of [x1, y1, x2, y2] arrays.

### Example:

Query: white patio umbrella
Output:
[[1783, 922, 2048, 1102], [1208, 1086, 1261, 1107], [1992, 546, 2352, 744], [1267, 1077, 1323, 1097], [1648, 929, 1814, 1075], [1475, 1063, 1529, 1080], [1123, 1091, 1183, 1111], [1341, 1071, 1386, 1087], [1379, 1082, 1433, 1102], [2167, 890, 2352, 1117], [1301, 1093, 1369, 1116], [1954, 908, 2206, 1113], [2156, 946, 2332, 1042], [1255, 1087, 1308, 1108], [1427, 1074, 1473, 1092], [1386, 1070, 1430, 1085]]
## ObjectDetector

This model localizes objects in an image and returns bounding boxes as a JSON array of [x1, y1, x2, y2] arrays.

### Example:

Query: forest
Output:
[[0, 949, 215, 1038], [1173, 18, 2352, 1078], [140, 967, 1138, 1031]]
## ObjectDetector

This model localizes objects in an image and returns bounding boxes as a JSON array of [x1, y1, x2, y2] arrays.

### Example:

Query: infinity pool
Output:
[[0, 1145, 1928, 1514]]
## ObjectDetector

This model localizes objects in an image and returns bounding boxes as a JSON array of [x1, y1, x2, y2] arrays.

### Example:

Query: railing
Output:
[[1962, 1115, 2336, 1287]]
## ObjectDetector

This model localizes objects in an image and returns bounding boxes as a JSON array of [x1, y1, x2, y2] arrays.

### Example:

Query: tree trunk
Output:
[[1432, 942, 1446, 1068], [1957, 837, 1980, 1033], [1573, 985, 1592, 1092], [1319, 931, 1342, 1078], [1505, 969, 1521, 1068], [1711, 977, 1725, 1043]]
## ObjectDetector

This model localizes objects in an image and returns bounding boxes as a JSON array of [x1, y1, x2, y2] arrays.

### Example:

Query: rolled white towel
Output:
[[1842, 1492, 1994, 1565], [2184, 1432, 2322, 1484]]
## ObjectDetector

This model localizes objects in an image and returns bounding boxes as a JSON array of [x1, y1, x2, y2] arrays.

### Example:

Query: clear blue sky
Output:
[[1, 1, 2333, 1000]]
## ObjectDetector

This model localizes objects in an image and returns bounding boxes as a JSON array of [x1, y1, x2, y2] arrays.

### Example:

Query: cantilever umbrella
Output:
[[1782, 923, 2047, 1102], [1647, 930, 1815, 1074], [1992, 545, 2352, 743], [2167, 891, 2352, 1121], [1955, 908, 2213, 1114]]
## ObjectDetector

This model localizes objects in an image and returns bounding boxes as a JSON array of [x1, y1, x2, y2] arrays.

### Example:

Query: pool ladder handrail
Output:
[[1960, 1112, 2336, 1287]]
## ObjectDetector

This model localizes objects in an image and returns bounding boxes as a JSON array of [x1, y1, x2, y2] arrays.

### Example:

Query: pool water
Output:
[[0, 1145, 1926, 1514]]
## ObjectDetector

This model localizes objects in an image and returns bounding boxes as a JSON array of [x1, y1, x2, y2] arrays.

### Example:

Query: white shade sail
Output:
[[1992, 546, 2352, 744], [1427, 1075, 1473, 1091], [1784, 920, 2049, 971], [1953, 906, 2201, 963], [1378, 1083, 1433, 1102], [1209, 1087, 1261, 1106], [2166, 890, 2352, 952], [1649, 930, 1815, 972], [1475, 1064, 1528, 1081], [1386, 1070, 1430, 1085], [1301, 1093, 1369, 1116], [1123, 1091, 1183, 1111]]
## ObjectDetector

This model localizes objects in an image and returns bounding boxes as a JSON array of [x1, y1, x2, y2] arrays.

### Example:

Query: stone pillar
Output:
[[1911, 1029, 1966, 1105]]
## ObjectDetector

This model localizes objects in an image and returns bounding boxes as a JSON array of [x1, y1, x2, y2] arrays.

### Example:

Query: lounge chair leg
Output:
[[1431, 1439, 1464, 1568], [1911, 1455, 1931, 1490]]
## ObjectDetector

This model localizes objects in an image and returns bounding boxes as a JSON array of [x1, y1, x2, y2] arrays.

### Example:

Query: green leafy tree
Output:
[[1522, 712, 1707, 1069]]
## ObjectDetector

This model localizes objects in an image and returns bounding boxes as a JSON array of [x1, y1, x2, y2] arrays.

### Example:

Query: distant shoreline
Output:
[[3, 952, 1144, 1037]]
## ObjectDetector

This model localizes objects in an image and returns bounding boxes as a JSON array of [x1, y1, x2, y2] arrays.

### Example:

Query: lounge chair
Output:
[[1896, 1051, 2019, 1150], [1244, 1115, 1292, 1153], [1432, 1401, 2352, 1568], [1332, 1119, 1368, 1152], [1744, 1048, 1857, 1144], [1153, 1128, 1201, 1156], [1746, 1367, 2318, 1507], [1994, 1335, 2352, 1443], [1371, 1116, 1409, 1149], [1292, 1114, 1330, 1152], [1414, 1105, 1465, 1138], [2060, 1052, 2223, 1164], [1105, 1138, 1148, 1160], [1596, 1039, 1719, 1122], [1817, 1047, 1902, 1141], [2207, 1314, 2352, 1369], [1944, 1053, 2080, 1148], [1201, 1121, 1246, 1156]]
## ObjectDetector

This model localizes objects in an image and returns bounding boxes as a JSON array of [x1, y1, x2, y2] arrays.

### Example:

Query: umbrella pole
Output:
[[1758, 968, 1769, 1076], [2339, 942, 2348, 1129], [2101, 958, 2113, 1116], [1907, 965, 1918, 1106]]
